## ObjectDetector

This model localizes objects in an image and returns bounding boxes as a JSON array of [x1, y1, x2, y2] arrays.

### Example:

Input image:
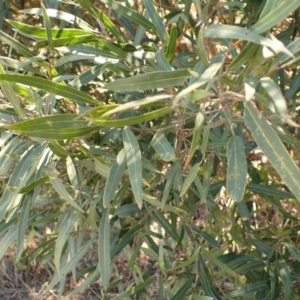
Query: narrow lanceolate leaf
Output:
[[183, 112, 205, 170], [143, 0, 169, 43], [226, 136, 247, 202], [244, 101, 300, 202], [165, 24, 177, 61], [51, 178, 84, 212], [150, 131, 175, 162], [180, 163, 200, 197], [105, 69, 190, 92], [250, 1, 300, 34], [0, 74, 99, 106], [100, 0, 156, 32], [103, 148, 127, 207], [170, 247, 200, 271], [0, 63, 25, 119], [123, 127, 143, 209], [6, 19, 92, 39], [260, 77, 288, 118], [55, 212, 77, 275], [9, 114, 100, 139], [41, 4, 53, 49], [204, 25, 293, 57], [277, 259, 292, 300], [99, 208, 111, 290], [0, 225, 18, 262], [16, 195, 31, 259]]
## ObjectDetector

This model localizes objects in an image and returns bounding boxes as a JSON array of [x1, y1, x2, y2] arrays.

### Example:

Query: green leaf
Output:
[[100, 0, 156, 32], [16, 195, 31, 259], [224, 281, 268, 299], [76, 0, 124, 42], [114, 204, 140, 218], [103, 148, 127, 207], [105, 69, 190, 92], [41, 3, 53, 50], [55, 211, 77, 275], [180, 163, 200, 197], [51, 178, 84, 212], [170, 277, 193, 300], [143, 0, 169, 43], [150, 131, 175, 162], [21, 8, 94, 31], [90, 107, 171, 128], [226, 136, 247, 202], [250, 1, 300, 34], [44, 240, 93, 292], [152, 211, 179, 241], [165, 24, 177, 61], [123, 127, 143, 209], [170, 247, 200, 271], [6, 19, 92, 39], [161, 160, 180, 208], [0, 74, 99, 106], [244, 102, 300, 202], [111, 277, 156, 300], [9, 114, 100, 139], [183, 112, 205, 169], [276, 259, 291, 300], [204, 25, 293, 57], [260, 77, 288, 118], [99, 208, 111, 290], [0, 225, 18, 262], [0, 63, 25, 119]]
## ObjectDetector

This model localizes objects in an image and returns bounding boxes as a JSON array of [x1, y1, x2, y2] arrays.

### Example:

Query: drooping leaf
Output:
[[123, 127, 143, 208], [244, 101, 300, 202], [99, 208, 111, 290], [226, 136, 247, 202]]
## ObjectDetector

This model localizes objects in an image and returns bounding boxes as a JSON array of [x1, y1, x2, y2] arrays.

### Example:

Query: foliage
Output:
[[1, 0, 300, 299]]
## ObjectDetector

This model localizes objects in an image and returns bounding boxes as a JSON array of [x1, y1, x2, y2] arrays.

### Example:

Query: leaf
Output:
[[0, 63, 25, 119], [103, 148, 127, 207], [100, 0, 156, 32], [170, 277, 193, 300], [0, 74, 99, 106], [51, 178, 84, 212], [44, 240, 93, 292], [204, 25, 293, 57], [41, 3, 53, 50], [21, 8, 94, 31], [150, 131, 175, 162], [90, 107, 171, 128], [223, 281, 268, 299], [226, 136, 247, 202], [16, 195, 31, 259], [244, 101, 300, 202], [180, 163, 200, 197], [114, 203, 140, 218], [260, 77, 288, 118], [9, 114, 100, 139], [54, 211, 77, 275], [111, 277, 156, 300], [6, 19, 92, 39], [123, 127, 143, 209], [170, 247, 200, 271], [165, 24, 177, 61], [76, 0, 124, 42], [250, 1, 300, 34], [105, 69, 190, 92], [152, 211, 179, 241], [161, 160, 181, 208], [183, 112, 205, 170], [143, 0, 169, 43], [99, 208, 111, 290], [0, 225, 18, 262]]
